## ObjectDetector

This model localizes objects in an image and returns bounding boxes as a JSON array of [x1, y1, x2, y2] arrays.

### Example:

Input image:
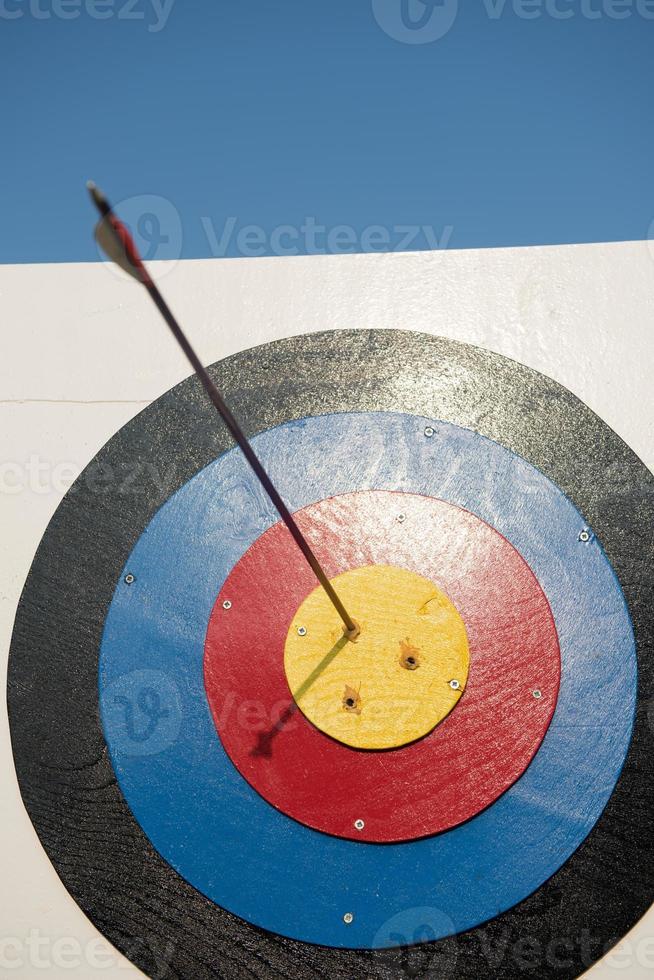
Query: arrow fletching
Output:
[[85, 180, 359, 637], [88, 182, 149, 284]]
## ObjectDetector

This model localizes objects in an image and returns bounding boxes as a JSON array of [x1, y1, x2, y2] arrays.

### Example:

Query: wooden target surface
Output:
[[7, 330, 654, 979]]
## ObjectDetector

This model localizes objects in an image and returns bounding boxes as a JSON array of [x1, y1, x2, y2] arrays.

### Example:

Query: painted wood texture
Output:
[[96, 405, 632, 950], [283, 564, 469, 750], [7, 331, 650, 980], [206, 489, 558, 842]]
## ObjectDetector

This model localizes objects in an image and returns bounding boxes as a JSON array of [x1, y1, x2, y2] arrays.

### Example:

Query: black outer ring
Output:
[[7, 330, 654, 980]]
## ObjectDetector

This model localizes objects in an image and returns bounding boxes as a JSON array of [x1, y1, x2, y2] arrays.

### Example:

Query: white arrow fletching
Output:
[[94, 216, 143, 282]]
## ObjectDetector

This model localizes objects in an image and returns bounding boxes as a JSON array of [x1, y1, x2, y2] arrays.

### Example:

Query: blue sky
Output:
[[1, 0, 653, 263]]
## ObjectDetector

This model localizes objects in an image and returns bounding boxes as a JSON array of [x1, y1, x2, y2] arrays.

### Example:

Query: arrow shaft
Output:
[[145, 281, 357, 635], [89, 184, 357, 637]]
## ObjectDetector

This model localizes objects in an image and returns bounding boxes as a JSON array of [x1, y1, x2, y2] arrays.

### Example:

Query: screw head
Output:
[[297, 626, 307, 636], [343, 912, 354, 925], [449, 679, 461, 690], [354, 818, 365, 830], [222, 599, 232, 610], [533, 689, 542, 700], [424, 426, 435, 438], [397, 513, 406, 524], [124, 573, 135, 585], [579, 529, 591, 543]]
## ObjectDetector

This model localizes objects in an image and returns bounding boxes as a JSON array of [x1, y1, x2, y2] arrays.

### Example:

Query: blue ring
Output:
[[99, 412, 636, 949]]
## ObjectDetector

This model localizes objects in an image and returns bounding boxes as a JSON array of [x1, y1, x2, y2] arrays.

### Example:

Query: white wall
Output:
[[1, 240, 653, 977]]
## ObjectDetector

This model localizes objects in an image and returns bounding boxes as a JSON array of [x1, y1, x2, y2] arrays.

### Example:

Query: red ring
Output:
[[204, 491, 560, 843]]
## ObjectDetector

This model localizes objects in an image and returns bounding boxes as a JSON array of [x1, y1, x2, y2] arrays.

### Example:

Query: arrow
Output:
[[88, 182, 359, 640]]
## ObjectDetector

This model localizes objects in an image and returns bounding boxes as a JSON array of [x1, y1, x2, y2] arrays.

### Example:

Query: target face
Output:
[[7, 331, 654, 979]]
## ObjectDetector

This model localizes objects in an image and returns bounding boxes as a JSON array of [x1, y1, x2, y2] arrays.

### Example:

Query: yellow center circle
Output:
[[283, 564, 470, 750]]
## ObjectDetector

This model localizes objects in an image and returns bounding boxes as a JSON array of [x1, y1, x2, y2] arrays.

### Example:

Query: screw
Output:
[[343, 913, 354, 925], [579, 529, 591, 543], [449, 679, 460, 690], [297, 626, 307, 636], [397, 513, 406, 524], [533, 689, 542, 700], [354, 819, 365, 830], [424, 426, 435, 437], [222, 599, 232, 610], [124, 573, 135, 585]]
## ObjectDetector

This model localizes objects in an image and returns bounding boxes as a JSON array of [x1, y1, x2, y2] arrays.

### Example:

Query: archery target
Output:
[[7, 331, 654, 979]]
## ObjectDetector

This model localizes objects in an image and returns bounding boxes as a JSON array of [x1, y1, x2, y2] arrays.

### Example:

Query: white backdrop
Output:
[[1, 241, 653, 977]]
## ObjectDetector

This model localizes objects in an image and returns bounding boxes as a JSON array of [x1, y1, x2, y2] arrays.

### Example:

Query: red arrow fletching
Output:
[[94, 214, 151, 285]]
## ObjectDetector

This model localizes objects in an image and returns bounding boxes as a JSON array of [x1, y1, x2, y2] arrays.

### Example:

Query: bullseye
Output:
[[284, 564, 470, 750]]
